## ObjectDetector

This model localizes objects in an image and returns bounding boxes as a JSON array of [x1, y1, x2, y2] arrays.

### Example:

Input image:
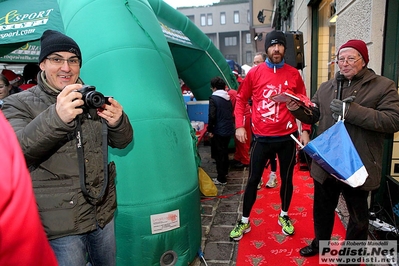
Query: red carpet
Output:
[[236, 165, 346, 266]]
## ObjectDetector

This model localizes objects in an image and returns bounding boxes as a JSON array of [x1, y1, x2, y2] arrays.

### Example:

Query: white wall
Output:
[[336, 0, 386, 74], [291, 0, 312, 94]]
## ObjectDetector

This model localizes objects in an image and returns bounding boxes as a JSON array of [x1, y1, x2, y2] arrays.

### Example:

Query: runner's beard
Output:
[[269, 53, 283, 64]]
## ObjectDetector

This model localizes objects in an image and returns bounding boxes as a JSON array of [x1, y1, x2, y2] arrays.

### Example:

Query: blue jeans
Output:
[[50, 219, 116, 266]]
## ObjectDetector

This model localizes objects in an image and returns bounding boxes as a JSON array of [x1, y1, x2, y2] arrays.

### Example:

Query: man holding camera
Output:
[[2, 30, 133, 266]]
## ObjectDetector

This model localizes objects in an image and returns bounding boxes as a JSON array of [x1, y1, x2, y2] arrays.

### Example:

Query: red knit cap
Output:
[[338, 39, 369, 65], [1, 69, 20, 85]]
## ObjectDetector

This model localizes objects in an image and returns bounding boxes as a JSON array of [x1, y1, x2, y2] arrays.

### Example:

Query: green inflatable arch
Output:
[[147, 0, 238, 100], [0, 0, 237, 265]]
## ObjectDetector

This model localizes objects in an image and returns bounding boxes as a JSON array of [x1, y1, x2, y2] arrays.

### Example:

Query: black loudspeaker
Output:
[[284, 31, 305, 69]]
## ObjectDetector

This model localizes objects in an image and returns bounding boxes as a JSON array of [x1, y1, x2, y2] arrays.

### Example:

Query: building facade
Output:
[[178, 1, 399, 208], [177, 1, 255, 68]]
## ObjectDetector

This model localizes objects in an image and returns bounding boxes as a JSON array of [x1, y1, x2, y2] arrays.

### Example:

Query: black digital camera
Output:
[[77, 85, 110, 109]]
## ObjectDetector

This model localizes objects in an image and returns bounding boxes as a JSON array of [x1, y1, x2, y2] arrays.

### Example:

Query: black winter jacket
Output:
[[2, 72, 133, 239], [207, 91, 235, 137]]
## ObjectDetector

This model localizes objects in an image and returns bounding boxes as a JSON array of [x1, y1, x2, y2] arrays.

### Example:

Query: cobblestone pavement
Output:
[[189, 141, 393, 266], [190, 142, 246, 266]]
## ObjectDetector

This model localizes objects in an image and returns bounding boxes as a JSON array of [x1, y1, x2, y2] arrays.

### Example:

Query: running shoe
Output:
[[212, 178, 227, 185], [266, 172, 277, 188], [257, 180, 264, 190], [278, 215, 295, 235], [229, 220, 251, 240]]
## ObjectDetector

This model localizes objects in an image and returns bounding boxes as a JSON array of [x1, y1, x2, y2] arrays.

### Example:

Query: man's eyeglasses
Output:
[[337, 57, 362, 65], [46, 57, 81, 66]]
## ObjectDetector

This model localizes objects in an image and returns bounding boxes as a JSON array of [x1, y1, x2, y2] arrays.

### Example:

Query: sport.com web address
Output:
[[0, 28, 36, 39]]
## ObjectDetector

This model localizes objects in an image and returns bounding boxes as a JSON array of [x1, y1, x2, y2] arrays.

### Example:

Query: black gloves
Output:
[[330, 96, 356, 120]]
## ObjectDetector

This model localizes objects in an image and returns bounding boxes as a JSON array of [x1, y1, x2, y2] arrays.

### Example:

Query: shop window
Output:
[[317, 0, 336, 87]]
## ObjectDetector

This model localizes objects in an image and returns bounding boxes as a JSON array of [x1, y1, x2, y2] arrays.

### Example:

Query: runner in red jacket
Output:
[[230, 30, 311, 240], [0, 111, 58, 266]]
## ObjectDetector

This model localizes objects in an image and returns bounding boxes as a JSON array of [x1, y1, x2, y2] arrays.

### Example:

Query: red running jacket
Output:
[[0, 111, 58, 266], [235, 62, 311, 136]]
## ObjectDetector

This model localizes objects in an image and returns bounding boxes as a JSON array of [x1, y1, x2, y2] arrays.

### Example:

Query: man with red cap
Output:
[[287, 39, 399, 258]]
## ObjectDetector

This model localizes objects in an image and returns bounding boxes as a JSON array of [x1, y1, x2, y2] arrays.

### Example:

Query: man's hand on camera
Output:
[[56, 84, 84, 124], [97, 97, 123, 127]]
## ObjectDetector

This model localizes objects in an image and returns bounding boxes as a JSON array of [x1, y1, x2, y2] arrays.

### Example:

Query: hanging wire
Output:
[[198, 249, 209, 266]]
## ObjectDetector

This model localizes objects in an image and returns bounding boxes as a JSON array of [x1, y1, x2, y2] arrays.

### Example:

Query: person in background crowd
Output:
[[231, 69, 251, 170], [1, 69, 23, 94], [251, 52, 279, 189], [0, 74, 12, 100], [262, 156, 278, 188], [2, 30, 133, 266], [229, 30, 311, 241], [15, 74, 24, 88], [207, 76, 235, 185], [226, 84, 237, 108], [20, 63, 41, 90], [226, 82, 238, 164], [231, 65, 246, 168], [253, 51, 266, 66], [0, 110, 58, 266], [287, 39, 399, 260], [232, 70, 243, 85], [180, 78, 190, 93]]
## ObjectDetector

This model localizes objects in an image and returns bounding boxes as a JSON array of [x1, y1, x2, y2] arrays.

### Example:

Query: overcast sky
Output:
[[163, 0, 220, 9]]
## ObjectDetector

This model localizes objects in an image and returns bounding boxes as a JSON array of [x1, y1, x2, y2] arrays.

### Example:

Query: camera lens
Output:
[[84, 91, 105, 109]]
